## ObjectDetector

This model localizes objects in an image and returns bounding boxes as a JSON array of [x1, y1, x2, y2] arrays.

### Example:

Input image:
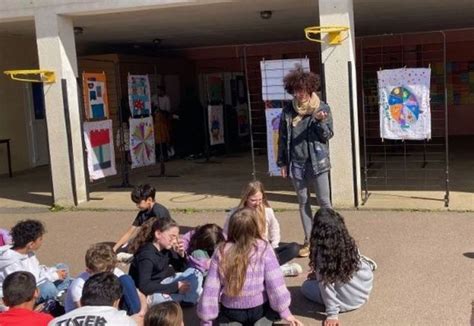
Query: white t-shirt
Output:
[[64, 268, 125, 313], [48, 306, 136, 326]]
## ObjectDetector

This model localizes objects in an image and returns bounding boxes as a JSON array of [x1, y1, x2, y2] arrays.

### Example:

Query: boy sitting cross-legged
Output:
[[0, 220, 71, 304], [64, 243, 147, 317]]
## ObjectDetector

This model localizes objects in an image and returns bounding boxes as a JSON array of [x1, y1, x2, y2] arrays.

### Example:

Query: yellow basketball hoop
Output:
[[4, 69, 56, 83], [304, 26, 350, 45]]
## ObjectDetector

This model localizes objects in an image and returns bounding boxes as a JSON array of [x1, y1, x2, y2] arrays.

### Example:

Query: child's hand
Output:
[[57, 269, 68, 280], [178, 281, 190, 294], [324, 318, 340, 326], [285, 315, 304, 326], [173, 238, 186, 257]]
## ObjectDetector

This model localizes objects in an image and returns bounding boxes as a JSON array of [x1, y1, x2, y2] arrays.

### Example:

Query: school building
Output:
[[0, 0, 473, 209]]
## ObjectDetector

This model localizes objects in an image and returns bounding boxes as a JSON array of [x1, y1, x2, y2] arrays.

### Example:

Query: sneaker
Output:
[[280, 263, 303, 277], [117, 252, 134, 264], [298, 243, 310, 257], [360, 254, 378, 271]]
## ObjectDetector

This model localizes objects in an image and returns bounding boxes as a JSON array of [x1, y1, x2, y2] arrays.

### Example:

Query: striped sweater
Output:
[[197, 239, 292, 325]]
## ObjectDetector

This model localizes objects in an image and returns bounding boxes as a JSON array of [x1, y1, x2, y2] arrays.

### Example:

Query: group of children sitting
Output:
[[0, 181, 376, 326]]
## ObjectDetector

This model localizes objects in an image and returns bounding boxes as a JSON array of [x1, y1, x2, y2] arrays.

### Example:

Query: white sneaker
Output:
[[280, 263, 303, 277], [117, 252, 134, 264]]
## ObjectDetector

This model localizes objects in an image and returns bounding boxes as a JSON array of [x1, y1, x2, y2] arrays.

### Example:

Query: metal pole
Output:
[[441, 31, 450, 207], [348, 61, 359, 208], [243, 46, 256, 180], [360, 38, 370, 204]]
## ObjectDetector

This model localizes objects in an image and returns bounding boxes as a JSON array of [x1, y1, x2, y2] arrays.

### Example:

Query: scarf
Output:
[[292, 92, 320, 126]]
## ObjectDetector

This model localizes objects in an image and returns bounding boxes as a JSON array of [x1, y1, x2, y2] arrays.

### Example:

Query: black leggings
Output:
[[218, 302, 279, 326], [274, 242, 300, 265]]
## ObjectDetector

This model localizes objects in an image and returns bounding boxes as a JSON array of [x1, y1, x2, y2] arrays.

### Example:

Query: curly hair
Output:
[[85, 243, 117, 273], [10, 219, 45, 249], [309, 208, 360, 284], [283, 64, 320, 95]]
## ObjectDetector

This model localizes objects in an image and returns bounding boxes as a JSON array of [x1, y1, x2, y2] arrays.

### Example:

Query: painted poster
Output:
[[260, 58, 310, 101], [378, 68, 431, 140], [207, 74, 224, 103], [82, 72, 109, 119], [236, 103, 249, 137], [265, 108, 282, 176], [83, 119, 116, 181], [128, 74, 152, 117], [208, 105, 224, 145], [129, 117, 156, 168]]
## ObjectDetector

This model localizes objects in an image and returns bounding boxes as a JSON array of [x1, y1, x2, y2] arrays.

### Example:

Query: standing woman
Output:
[[277, 65, 333, 257]]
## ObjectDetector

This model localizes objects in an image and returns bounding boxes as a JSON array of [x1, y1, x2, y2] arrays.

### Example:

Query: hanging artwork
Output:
[[236, 103, 249, 137], [378, 68, 432, 140], [261, 58, 310, 101], [129, 117, 156, 168], [265, 109, 282, 176], [83, 119, 116, 181], [82, 72, 109, 119], [128, 74, 152, 117], [208, 105, 224, 145], [207, 74, 224, 103]]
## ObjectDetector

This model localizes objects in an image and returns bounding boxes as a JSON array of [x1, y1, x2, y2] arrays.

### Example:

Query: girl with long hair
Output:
[[301, 208, 376, 326], [128, 217, 202, 306], [224, 181, 302, 277], [198, 208, 302, 326], [278, 65, 333, 257]]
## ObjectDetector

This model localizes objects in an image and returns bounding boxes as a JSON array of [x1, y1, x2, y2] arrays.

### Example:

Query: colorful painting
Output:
[[128, 74, 152, 117], [82, 72, 109, 120], [265, 108, 282, 176], [208, 105, 224, 145], [129, 117, 156, 168], [83, 120, 116, 181], [260, 59, 310, 101], [236, 103, 249, 137], [378, 68, 431, 140], [207, 74, 224, 103]]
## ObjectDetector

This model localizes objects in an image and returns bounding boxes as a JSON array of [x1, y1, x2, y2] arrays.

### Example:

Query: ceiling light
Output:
[[260, 10, 272, 20], [152, 38, 162, 45], [74, 26, 84, 35]]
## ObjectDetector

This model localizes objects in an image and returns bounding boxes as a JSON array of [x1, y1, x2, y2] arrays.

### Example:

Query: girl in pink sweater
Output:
[[197, 208, 302, 326]]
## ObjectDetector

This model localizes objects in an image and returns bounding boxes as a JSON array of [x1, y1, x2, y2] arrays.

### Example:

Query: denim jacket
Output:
[[277, 101, 333, 175]]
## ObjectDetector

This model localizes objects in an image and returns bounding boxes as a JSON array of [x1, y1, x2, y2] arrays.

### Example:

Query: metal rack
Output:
[[358, 32, 449, 207]]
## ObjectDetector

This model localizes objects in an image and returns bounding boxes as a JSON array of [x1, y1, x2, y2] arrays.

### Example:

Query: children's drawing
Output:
[[208, 105, 224, 145], [128, 75, 152, 117], [82, 72, 109, 119], [129, 117, 156, 168], [265, 108, 282, 176], [83, 119, 116, 180]]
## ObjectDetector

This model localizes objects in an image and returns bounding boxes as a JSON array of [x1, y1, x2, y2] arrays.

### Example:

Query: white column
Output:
[[34, 10, 87, 206], [319, 0, 361, 207]]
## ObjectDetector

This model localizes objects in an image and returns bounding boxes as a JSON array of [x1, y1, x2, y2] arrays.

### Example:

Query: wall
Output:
[[0, 35, 39, 175]]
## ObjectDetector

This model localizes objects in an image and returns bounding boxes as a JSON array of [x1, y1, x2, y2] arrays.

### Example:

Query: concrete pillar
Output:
[[319, 0, 361, 207], [34, 10, 87, 206]]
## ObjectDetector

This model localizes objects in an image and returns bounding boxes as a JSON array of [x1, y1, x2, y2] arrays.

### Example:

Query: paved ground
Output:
[[0, 209, 472, 325]]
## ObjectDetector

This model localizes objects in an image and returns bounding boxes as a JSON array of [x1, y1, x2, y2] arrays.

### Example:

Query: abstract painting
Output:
[[378, 68, 431, 140], [82, 72, 109, 119], [265, 108, 282, 176], [83, 119, 116, 180], [128, 74, 152, 117], [208, 105, 224, 145], [129, 117, 156, 168]]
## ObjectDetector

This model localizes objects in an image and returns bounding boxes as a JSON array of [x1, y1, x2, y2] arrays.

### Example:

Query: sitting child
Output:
[[64, 243, 146, 317], [0, 220, 71, 303], [50, 272, 139, 326], [301, 208, 376, 326], [128, 217, 202, 306], [0, 271, 53, 326], [114, 184, 171, 253], [197, 208, 302, 326], [144, 301, 184, 326], [181, 223, 225, 276], [0, 228, 11, 247]]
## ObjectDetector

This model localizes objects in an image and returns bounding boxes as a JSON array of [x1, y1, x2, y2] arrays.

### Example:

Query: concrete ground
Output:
[[0, 152, 473, 211], [0, 209, 472, 325]]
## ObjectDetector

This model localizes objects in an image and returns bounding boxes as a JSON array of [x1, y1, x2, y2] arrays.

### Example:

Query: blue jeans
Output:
[[291, 161, 331, 242], [149, 267, 203, 305], [301, 279, 324, 305], [119, 275, 141, 315], [37, 263, 73, 303]]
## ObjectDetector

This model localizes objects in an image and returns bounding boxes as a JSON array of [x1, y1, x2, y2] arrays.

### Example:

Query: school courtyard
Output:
[[0, 207, 472, 325]]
